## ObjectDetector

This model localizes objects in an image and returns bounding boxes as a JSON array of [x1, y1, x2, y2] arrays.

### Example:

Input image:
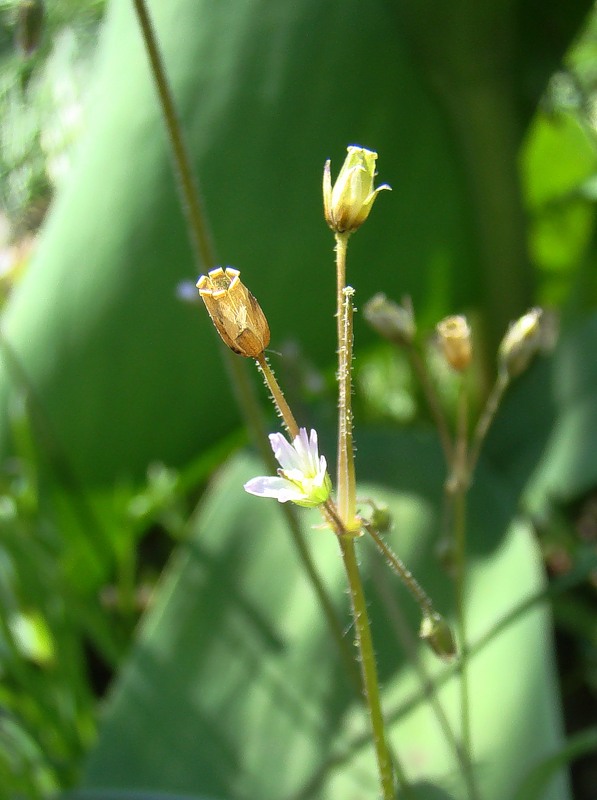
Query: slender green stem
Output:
[[468, 370, 510, 476], [338, 535, 398, 799], [332, 553, 597, 772], [335, 232, 350, 343], [372, 559, 471, 788], [255, 353, 299, 439], [336, 286, 359, 531], [450, 383, 480, 800], [132, 0, 354, 700], [132, 0, 214, 268], [408, 346, 454, 464], [232, 353, 361, 695], [364, 522, 434, 616]]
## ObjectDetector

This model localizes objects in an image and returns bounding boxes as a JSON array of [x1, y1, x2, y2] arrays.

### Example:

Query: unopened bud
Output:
[[323, 145, 391, 234], [363, 294, 415, 347], [436, 315, 472, 372], [197, 267, 270, 358], [370, 503, 392, 533], [420, 612, 457, 662], [498, 308, 543, 379]]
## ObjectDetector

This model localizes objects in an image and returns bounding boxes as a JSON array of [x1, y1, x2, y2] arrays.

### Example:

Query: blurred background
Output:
[[1, 1, 597, 798]]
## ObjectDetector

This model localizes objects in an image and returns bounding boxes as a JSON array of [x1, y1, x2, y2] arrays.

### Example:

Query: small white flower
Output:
[[244, 428, 332, 508]]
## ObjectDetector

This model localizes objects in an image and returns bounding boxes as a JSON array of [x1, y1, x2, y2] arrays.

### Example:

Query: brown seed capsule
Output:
[[196, 267, 270, 358], [436, 315, 472, 372]]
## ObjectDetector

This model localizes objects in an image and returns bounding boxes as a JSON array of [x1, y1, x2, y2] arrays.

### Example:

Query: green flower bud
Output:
[[498, 308, 543, 379], [363, 293, 416, 347], [420, 612, 457, 662], [323, 146, 391, 234], [370, 503, 392, 533]]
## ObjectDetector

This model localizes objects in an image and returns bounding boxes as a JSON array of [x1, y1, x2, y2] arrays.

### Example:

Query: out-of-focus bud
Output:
[[363, 293, 416, 347], [323, 145, 391, 234], [197, 267, 270, 358], [366, 500, 392, 533], [419, 612, 457, 662], [16, 0, 45, 56], [436, 315, 472, 372], [498, 307, 544, 379]]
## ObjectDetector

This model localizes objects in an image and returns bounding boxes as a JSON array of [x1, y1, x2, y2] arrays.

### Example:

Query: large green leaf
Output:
[[0, 0, 590, 485], [526, 311, 597, 511], [0, 0, 467, 484], [77, 432, 569, 800]]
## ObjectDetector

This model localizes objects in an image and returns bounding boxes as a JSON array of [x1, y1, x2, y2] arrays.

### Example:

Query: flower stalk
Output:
[[338, 534, 397, 800], [336, 283, 359, 532]]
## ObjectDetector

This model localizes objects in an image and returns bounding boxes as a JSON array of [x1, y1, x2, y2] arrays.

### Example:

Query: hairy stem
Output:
[[255, 353, 299, 439], [337, 286, 359, 531], [132, 0, 353, 700], [364, 522, 434, 616], [338, 535, 398, 799]]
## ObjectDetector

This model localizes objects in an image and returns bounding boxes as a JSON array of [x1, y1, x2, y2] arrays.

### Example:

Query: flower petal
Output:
[[244, 475, 294, 499], [269, 432, 301, 471]]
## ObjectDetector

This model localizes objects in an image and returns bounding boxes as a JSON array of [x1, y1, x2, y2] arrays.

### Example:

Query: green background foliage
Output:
[[1, 0, 597, 798]]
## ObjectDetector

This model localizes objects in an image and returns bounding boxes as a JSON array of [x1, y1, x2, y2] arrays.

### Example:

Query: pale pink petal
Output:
[[269, 433, 301, 471], [244, 475, 305, 504]]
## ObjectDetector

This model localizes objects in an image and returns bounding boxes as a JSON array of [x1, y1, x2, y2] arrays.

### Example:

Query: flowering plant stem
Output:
[[468, 370, 510, 475], [335, 234, 359, 531], [131, 0, 356, 706], [451, 383, 480, 800], [332, 232, 403, 797], [338, 534, 399, 799]]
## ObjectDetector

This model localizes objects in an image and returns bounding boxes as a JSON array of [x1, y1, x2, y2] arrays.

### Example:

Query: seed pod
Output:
[[197, 267, 270, 358], [436, 315, 472, 372]]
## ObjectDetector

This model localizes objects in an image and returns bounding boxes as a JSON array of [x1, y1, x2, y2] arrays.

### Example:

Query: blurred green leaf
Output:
[[513, 727, 597, 800], [0, 0, 590, 485], [78, 433, 570, 800], [527, 311, 597, 511]]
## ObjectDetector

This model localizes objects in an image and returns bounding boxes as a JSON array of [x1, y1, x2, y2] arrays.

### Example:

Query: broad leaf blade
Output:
[[80, 434, 569, 799]]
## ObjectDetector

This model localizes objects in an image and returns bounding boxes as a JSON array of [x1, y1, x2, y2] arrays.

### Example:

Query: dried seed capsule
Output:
[[197, 267, 270, 358], [436, 315, 472, 372]]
